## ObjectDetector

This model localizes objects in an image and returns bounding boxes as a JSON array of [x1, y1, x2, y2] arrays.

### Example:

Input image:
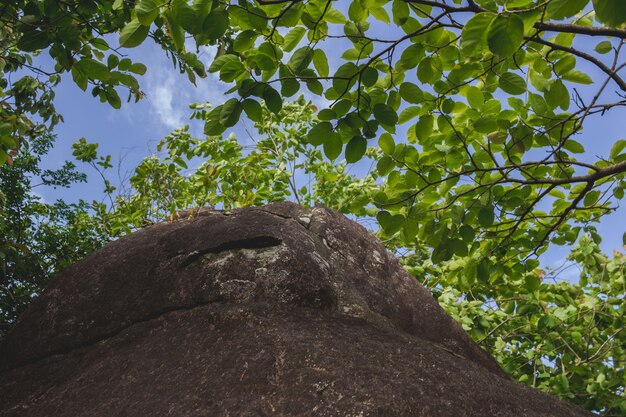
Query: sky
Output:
[[32, 10, 625, 275]]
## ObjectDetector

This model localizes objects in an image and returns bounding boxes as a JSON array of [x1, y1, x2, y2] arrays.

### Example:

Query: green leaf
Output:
[[414, 115, 434, 140], [370, 6, 390, 23], [563, 140, 585, 154], [595, 41, 612, 54], [17, 30, 50, 52], [263, 86, 282, 114], [307, 122, 333, 146], [373, 103, 398, 126], [251, 52, 275, 71], [114, 72, 140, 91], [107, 54, 119, 69], [498, 72, 526, 95], [392, 0, 409, 25], [282, 78, 301, 96], [306, 79, 323, 95], [459, 225, 475, 242], [398, 106, 420, 125], [451, 239, 468, 257], [276, 2, 304, 26], [242, 99, 263, 122], [120, 19, 150, 48], [345, 136, 367, 163], [545, 80, 569, 110], [361, 67, 378, 87], [399, 43, 425, 69], [91, 38, 109, 51], [318, 109, 337, 120], [219, 98, 242, 127], [377, 156, 394, 175], [313, 49, 329, 77], [165, 11, 185, 51], [473, 116, 497, 133], [209, 54, 238, 73], [0, 123, 12, 137], [593, 0, 626, 27], [203, 11, 229, 41], [417, 58, 436, 84], [562, 70, 593, 84], [399, 83, 423, 104], [323, 133, 342, 161], [460, 13, 494, 56], [432, 242, 453, 264], [462, 260, 477, 286], [524, 275, 541, 292], [288, 47, 313, 74], [172, 1, 199, 33], [106, 88, 121, 109], [377, 211, 404, 234], [554, 55, 576, 75], [487, 131, 507, 144], [478, 207, 494, 227], [333, 62, 358, 93], [204, 107, 226, 135], [129, 62, 147, 75], [379, 133, 395, 155], [189, 0, 212, 17], [547, 0, 589, 20], [487, 14, 524, 57], [219, 60, 245, 82], [71, 66, 88, 91], [283, 27, 306, 52], [349, 1, 366, 22], [610, 139, 626, 160], [325, 8, 347, 24], [584, 190, 601, 206], [136, 0, 161, 26], [466, 86, 484, 109], [75, 58, 110, 81], [233, 30, 257, 53]]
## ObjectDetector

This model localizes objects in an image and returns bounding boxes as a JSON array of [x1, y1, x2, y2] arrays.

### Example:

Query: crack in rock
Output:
[[179, 236, 282, 268]]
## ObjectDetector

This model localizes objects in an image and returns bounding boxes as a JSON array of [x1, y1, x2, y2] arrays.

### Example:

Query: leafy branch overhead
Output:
[[59, 1, 626, 259], [111, 0, 626, 264]]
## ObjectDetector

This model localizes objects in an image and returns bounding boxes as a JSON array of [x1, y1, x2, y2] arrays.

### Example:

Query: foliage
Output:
[[412, 236, 626, 415], [5, 1, 626, 258], [2, 0, 626, 414], [0, 133, 109, 337], [72, 97, 378, 235], [174, 0, 626, 268]]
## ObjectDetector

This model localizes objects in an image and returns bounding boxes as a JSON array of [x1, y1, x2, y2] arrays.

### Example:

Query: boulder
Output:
[[0, 203, 592, 416]]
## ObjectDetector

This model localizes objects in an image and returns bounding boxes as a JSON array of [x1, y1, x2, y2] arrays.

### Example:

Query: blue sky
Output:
[[34, 13, 625, 272]]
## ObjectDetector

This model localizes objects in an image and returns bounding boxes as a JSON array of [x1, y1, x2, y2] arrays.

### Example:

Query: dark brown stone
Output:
[[0, 203, 592, 416]]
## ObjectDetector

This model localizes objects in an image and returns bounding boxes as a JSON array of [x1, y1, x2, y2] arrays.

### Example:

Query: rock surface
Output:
[[0, 202, 591, 416]]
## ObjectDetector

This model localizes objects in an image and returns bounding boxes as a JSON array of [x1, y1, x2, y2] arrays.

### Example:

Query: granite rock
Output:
[[0, 203, 592, 416]]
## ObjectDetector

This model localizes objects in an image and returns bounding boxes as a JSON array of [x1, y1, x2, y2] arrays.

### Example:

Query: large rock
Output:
[[0, 203, 591, 416]]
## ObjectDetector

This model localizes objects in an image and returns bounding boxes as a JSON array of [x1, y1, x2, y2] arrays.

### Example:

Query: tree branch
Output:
[[534, 22, 626, 39], [527, 36, 626, 93]]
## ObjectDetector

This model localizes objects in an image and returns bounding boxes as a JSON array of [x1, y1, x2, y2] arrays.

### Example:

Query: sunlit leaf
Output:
[[345, 136, 367, 163], [119, 19, 150, 48], [487, 14, 524, 57]]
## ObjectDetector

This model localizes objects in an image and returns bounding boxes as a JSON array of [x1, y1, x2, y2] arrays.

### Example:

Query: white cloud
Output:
[[138, 44, 230, 134], [150, 74, 188, 129]]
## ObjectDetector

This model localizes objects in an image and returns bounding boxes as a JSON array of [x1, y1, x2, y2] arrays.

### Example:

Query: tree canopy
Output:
[[1, 0, 626, 414]]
